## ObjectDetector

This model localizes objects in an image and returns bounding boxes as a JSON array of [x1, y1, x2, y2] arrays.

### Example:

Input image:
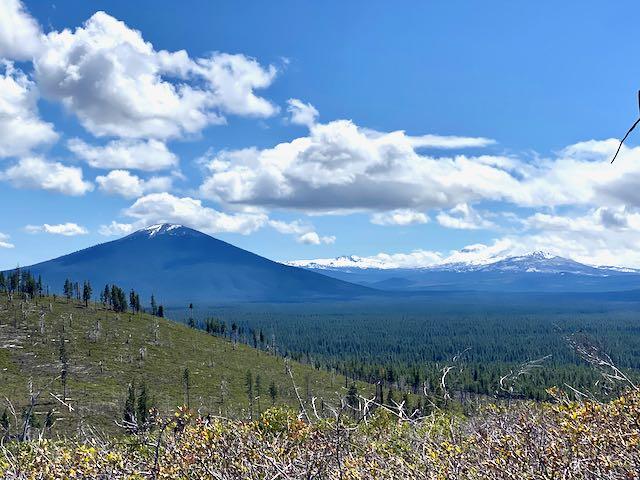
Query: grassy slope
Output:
[[0, 294, 369, 434]]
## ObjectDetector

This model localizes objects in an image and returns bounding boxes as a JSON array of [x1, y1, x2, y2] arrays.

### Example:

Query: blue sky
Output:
[[2, 0, 640, 269]]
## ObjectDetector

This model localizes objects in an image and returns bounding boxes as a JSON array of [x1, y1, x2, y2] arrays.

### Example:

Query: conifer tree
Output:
[[346, 383, 359, 416], [182, 368, 191, 409], [0, 408, 9, 435], [255, 375, 262, 415], [123, 382, 136, 428], [245, 370, 254, 419], [129, 290, 136, 313], [63, 279, 73, 302], [137, 382, 149, 427], [102, 284, 110, 306], [9, 267, 20, 293], [150, 295, 157, 316], [59, 333, 68, 401], [82, 281, 92, 307], [269, 381, 277, 405]]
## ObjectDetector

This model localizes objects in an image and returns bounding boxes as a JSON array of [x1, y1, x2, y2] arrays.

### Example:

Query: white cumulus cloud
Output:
[[297, 231, 336, 245], [25, 222, 88, 236], [0, 233, 14, 249], [268, 219, 335, 245], [124, 192, 268, 235], [0, 62, 57, 158], [68, 138, 178, 171], [98, 221, 136, 237], [436, 203, 494, 230], [95, 170, 172, 198], [287, 98, 319, 127], [32, 11, 277, 139], [371, 209, 429, 226], [199, 119, 502, 212], [0, 0, 42, 60], [1, 156, 93, 196]]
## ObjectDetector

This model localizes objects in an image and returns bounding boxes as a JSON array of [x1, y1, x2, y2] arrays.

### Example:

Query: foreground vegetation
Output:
[[2, 389, 640, 479]]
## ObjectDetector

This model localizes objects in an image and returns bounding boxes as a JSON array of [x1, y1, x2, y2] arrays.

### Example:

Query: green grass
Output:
[[0, 294, 370, 435]]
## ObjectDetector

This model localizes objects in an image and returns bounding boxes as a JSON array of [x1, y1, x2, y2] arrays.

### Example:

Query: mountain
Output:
[[17, 224, 372, 305], [288, 251, 640, 292]]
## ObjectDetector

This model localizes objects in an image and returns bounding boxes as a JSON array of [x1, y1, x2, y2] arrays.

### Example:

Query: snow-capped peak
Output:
[[287, 255, 389, 270], [286, 249, 636, 275], [141, 223, 184, 238], [512, 251, 556, 261]]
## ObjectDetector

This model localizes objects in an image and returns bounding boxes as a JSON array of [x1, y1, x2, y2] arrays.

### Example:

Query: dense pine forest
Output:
[[181, 294, 640, 401]]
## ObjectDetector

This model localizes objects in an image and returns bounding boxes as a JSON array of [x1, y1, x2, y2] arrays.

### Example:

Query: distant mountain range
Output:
[[17, 224, 371, 305], [11, 225, 640, 305], [287, 251, 640, 292]]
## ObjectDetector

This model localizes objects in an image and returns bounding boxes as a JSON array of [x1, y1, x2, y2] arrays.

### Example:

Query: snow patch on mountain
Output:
[[287, 250, 640, 275]]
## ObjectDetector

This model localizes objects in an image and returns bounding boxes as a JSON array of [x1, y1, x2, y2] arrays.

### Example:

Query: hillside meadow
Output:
[[0, 293, 369, 435]]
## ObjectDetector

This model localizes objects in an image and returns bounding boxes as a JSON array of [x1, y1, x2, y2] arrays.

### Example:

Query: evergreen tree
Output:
[[129, 290, 137, 313], [150, 295, 157, 316], [102, 284, 110, 306], [123, 382, 136, 428], [346, 383, 359, 412], [63, 279, 73, 302], [0, 272, 6, 292], [59, 333, 68, 401], [245, 370, 254, 419], [82, 281, 92, 307], [269, 381, 278, 405], [157, 305, 164, 317], [22, 271, 36, 297], [0, 408, 9, 434], [386, 388, 396, 409], [137, 382, 149, 427], [183, 368, 190, 409], [9, 267, 20, 293], [254, 375, 262, 415], [109, 285, 127, 313]]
